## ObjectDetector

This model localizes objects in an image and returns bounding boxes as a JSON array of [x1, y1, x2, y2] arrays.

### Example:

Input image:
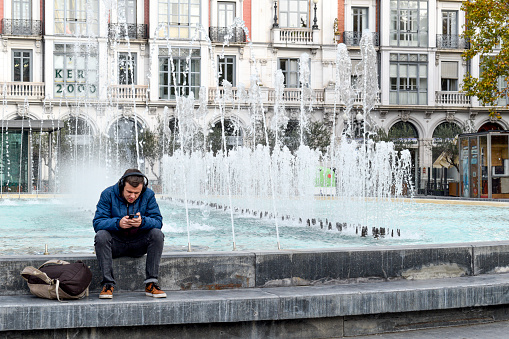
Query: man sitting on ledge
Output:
[[93, 168, 166, 299]]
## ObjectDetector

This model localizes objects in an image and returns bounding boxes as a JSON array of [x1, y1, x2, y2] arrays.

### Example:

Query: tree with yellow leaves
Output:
[[462, 0, 509, 117]]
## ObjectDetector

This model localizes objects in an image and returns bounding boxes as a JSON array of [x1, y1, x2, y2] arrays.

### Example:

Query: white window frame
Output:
[[159, 47, 201, 99], [390, 0, 428, 47], [12, 49, 32, 82], [54, 0, 99, 36], [157, 0, 201, 39], [279, 0, 309, 28]]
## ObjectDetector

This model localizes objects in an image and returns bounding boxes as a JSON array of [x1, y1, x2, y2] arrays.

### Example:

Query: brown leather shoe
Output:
[[145, 282, 167, 298], [99, 284, 114, 299]]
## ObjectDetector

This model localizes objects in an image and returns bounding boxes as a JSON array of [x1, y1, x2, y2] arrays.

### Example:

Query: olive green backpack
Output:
[[21, 259, 92, 301]]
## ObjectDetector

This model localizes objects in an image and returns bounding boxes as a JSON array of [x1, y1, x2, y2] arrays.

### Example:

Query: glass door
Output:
[[442, 10, 457, 35], [118, 0, 136, 24], [441, 10, 458, 47], [469, 137, 479, 198], [218, 2, 235, 28], [352, 7, 368, 44], [12, 0, 31, 35], [490, 134, 509, 198], [460, 137, 469, 197], [13, 0, 30, 20], [480, 135, 488, 198]]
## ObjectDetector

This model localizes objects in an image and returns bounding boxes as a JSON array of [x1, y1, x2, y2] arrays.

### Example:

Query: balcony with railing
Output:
[[436, 35, 469, 50], [352, 91, 381, 105], [435, 91, 471, 106], [271, 27, 319, 46], [1, 19, 42, 36], [209, 27, 246, 44], [208, 87, 243, 103], [108, 23, 148, 40], [0, 82, 44, 99], [109, 85, 148, 101], [208, 87, 325, 104], [342, 31, 379, 47], [268, 88, 325, 103]]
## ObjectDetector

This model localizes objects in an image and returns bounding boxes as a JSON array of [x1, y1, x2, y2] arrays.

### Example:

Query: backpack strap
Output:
[[55, 279, 67, 303], [20, 266, 53, 285], [39, 259, 70, 269]]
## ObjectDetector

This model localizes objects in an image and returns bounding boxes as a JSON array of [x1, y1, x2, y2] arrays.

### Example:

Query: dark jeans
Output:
[[94, 228, 164, 287]]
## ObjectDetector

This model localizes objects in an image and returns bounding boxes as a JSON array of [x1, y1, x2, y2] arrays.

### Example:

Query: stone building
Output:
[[0, 0, 506, 192]]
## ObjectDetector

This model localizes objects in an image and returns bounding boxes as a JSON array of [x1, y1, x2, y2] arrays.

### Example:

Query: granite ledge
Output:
[[2, 273, 509, 332]]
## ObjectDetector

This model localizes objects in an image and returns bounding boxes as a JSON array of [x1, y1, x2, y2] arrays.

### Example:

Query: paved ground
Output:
[[354, 320, 509, 339], [408, 196, 509, 206]]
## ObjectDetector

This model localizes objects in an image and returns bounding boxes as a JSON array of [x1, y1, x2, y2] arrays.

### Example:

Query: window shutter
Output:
[[441, 61, 458, 79]]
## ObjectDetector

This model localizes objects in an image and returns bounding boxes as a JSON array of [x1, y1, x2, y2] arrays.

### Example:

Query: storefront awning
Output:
[[0, 120, 64, 132]]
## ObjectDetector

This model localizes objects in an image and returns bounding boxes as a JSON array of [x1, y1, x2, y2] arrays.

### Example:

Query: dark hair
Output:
[[122, 169, 145, 188]]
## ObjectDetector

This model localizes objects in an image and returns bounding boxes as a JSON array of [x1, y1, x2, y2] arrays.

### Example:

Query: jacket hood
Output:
[[113, 183, 126, 203]]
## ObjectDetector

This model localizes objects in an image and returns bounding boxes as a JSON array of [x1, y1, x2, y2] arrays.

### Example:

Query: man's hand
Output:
[[119, 213, 142, 229]]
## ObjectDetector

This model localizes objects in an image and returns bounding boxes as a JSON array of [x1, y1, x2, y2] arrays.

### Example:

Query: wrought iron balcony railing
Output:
[[209, 27, 246, 44], [1, 19, 42, 36], [108, 23, 148, 40], [343, 31, 379, 47], [436, 34, 470, 49]]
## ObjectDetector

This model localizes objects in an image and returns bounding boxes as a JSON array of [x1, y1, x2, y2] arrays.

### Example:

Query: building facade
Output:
[[0, 0, 507, 192]]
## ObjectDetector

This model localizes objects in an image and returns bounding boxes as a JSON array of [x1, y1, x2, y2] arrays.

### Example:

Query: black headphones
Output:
[[118, 171, 149, 193]]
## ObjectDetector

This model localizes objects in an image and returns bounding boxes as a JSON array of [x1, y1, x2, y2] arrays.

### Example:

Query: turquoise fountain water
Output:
[[1, 27, 496, 256], [1, 198, 508, 255]]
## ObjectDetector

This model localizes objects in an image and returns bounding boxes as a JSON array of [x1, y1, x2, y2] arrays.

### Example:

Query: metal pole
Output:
[[272, 1, 279, 28], [312, 2, 318, 29]]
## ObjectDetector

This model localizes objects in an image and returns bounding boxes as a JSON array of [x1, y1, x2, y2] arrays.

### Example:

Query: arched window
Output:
[[478, 122, 504, 132], [63, 117, 94, 145], [431, 122, 462, 169], [207, 119, 243, 153], [59, 117, 95, 163], [282, 119, 300, 152], [388, 121, 419, 187], [432, 122, 462, 139], [108, 118, 143, 144], [108, 118, 144, 168], [388, 121, 419, 147]]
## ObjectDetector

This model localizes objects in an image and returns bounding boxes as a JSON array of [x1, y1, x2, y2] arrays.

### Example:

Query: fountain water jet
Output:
[[0, 16, 415, 252], [159, 29, 413, 250]]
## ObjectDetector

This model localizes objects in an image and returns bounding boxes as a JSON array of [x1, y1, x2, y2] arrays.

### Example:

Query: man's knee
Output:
[[148, 228, 164, 244], [95, 230, 112, 246]]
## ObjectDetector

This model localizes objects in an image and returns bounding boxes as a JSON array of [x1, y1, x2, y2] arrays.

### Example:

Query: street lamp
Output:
[[312, 0, 319, 29], [273, 1, 279, 28]]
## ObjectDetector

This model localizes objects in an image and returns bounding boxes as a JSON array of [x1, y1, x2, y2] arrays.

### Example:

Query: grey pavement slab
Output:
[[3, 273, 509, 332], [353, 320, 509, 339]]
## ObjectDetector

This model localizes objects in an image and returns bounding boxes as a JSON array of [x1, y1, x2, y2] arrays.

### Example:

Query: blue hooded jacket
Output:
[[93, 182, 163, 235]]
